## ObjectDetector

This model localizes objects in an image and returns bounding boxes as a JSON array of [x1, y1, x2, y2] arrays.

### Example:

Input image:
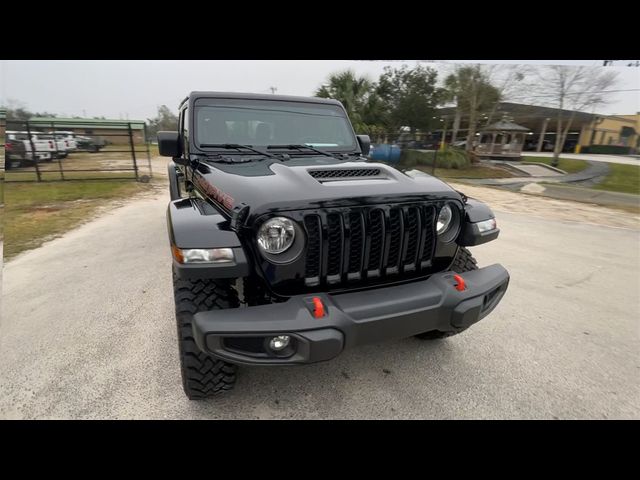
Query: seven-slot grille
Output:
[[303, 204, 437, 287]]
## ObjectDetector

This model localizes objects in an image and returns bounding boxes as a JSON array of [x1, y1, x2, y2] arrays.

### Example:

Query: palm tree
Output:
[[444, 66, 501, 153], [315, 70, 376, 133]]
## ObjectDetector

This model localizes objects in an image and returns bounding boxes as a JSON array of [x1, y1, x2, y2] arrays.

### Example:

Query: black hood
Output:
[[191, 157, 462, 221]]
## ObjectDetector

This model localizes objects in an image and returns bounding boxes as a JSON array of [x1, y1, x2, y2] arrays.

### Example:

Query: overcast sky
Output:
[[1, 60, 638, 120]]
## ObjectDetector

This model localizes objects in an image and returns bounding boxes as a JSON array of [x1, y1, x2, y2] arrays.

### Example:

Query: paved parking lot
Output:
[[1, 184, 639, 419]]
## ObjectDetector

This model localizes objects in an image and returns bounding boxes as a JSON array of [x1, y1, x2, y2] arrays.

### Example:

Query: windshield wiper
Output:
[[200, 143, 279, 159], [267, 144, 346, 160]]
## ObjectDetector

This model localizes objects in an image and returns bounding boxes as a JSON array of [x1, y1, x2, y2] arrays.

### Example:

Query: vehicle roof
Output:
[[186, 91, 343, 106]]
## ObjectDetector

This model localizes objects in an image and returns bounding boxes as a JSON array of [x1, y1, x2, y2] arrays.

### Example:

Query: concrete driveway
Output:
[[1, 185, 639, 419]]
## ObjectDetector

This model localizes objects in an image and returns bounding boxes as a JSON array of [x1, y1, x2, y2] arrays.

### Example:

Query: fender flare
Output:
[[458, 198, 500, 246], [167, 197, 250, 279], [167, 161, 181, 201]]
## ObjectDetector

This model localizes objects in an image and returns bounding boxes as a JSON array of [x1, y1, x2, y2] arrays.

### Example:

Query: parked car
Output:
[[75, 135, 105, 152], [49, 131, 78, 151], [33, 133, 70, 159], [524, 139, 554, 152], [6, 131, 54, 163], [5, 138, 29, 169], [159, 91, 510, 399], [409, 139, 441, 150]]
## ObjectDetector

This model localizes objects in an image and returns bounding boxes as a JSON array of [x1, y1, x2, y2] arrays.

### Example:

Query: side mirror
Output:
[[357, 135, 370, 156], [158, 131, 181, 158]]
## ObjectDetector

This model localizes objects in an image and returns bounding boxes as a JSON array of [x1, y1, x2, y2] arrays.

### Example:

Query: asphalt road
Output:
[[1, 188, 639, 419]]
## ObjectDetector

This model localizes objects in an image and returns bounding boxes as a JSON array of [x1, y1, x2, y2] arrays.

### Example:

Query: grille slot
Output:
[[367, 209, 385, 276], [309, 168, 381, 180], [303, 215, 322, 284], [302, 203, 437, 287], [386, 208, 403, 272], [347, 212, 364, 276], [420, 205, 436, 267], [326, 214, 343, 282], [403, 207, 421, 271]]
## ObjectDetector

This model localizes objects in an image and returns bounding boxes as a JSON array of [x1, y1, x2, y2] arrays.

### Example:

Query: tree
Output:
[[3, 99, 59, 127], [315, 70, 380, 133], [376, 64, 442, 135], [4, 99, 33, 121], [478, 64, 530, 127], [146, 105, 179, 140], [535, 66, 619, 166], [443, 65, 501, 153]]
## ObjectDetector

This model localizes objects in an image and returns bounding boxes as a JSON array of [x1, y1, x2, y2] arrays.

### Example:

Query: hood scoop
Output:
[[308, 167, 386, 182]]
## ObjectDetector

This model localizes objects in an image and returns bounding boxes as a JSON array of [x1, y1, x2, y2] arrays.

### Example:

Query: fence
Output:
[[4, 119, 153, 182]]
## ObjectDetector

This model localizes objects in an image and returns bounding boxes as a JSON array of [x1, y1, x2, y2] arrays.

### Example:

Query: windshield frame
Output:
[[191, 97, 360, 155]]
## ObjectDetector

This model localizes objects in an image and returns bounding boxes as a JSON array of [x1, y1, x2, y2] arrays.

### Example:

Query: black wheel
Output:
[[448, 245, 478, 274], [414, 246, 478, 340], [173, 274, 240, 399]]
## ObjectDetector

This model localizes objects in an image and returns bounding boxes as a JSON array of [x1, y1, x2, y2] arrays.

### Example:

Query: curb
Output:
[[519, 162, 568, 175]]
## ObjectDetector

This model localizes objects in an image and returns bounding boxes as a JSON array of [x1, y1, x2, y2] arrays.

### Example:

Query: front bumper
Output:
[[193, 264, 509, 365]]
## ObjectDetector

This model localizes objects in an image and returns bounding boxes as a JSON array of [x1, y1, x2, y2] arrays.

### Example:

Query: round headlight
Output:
[[437, 204, 453, 234], [257, 217, 296, 254]]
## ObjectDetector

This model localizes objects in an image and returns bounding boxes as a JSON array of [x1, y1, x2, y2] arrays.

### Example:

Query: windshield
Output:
[[194, 99, 357, 151]]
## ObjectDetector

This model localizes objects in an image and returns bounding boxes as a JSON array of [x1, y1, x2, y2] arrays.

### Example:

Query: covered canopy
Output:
[[479, 120, 530, 133], [476, 119, 530, 159]]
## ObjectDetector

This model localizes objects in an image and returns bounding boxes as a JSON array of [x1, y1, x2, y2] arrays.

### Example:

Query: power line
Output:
[[507, 88, 640, 100]]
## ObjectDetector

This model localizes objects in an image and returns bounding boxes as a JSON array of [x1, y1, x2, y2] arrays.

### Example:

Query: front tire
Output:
[[173, 275, 239, 399], [414, 246, 478, 340]]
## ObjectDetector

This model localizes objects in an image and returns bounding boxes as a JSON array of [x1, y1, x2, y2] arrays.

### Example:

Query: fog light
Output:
[[269, 335, 291, 351]]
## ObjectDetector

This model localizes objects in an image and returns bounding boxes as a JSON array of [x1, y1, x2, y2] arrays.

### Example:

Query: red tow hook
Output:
[[312, 297, 325, 318], [453, 274, 466, 292]]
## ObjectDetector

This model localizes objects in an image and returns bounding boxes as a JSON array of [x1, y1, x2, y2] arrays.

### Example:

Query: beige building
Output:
[[437, 103, 639, 154], [578, 113, 639, 149]]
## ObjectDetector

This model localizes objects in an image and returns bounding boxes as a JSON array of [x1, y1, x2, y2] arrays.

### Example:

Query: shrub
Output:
[[399, 148, 470, 169], [581, 145, 636, 155]]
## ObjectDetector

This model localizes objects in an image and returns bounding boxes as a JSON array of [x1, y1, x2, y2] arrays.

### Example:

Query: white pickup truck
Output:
[[49, 131, 78, 152], [33, 133, 71, 158], [6, 131, 53, 162]]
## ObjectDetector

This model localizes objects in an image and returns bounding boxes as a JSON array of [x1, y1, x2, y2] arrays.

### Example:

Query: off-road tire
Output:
[[414, 246, 478, 340], [174, 274, 240, 399]]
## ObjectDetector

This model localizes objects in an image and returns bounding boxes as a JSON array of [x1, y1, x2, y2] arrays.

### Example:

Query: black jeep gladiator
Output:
[[159, 92, 510, 399]]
